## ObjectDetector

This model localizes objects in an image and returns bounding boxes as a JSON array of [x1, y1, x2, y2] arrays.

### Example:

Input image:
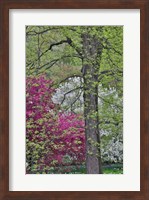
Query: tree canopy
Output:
[[26, 26, 123, 174]]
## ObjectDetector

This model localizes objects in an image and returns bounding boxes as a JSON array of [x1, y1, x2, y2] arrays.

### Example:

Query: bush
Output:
[[26, 75, 85, 173]]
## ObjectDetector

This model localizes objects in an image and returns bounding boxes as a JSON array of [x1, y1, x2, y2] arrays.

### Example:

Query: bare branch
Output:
[[61, 86, 83, 104], [57, 75, 83, 86], [38, 38, 71, 60], [69, 91, 83, 112], [27, 54, 82, 73]]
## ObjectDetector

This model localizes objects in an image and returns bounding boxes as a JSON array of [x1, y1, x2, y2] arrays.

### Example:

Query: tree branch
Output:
[[98, 95, 123, 111], [68, 91, 83, 112], [99, 120, 123, 126], [36, 38, 71, 61], [27, 54, 82, 74], [26, 27, 60, 36], [61, 86, 83, 104], [66, 37, 83, 58], [57, 75, 83, 86]]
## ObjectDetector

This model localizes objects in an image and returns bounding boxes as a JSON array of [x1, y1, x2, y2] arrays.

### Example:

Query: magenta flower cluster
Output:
[[26, 75, 85, 173]]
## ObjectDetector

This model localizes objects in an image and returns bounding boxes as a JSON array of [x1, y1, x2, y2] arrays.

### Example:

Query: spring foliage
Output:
[[26, 26, 123, 174]]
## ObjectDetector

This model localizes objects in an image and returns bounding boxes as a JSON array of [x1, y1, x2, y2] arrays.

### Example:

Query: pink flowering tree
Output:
[[58, 113, 85, 164], [26, 75, 58, 173], [26, 75, 85, 174]]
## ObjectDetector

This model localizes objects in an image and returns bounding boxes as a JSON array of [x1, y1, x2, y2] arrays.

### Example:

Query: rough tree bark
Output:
[[82, 33, 102, 174]]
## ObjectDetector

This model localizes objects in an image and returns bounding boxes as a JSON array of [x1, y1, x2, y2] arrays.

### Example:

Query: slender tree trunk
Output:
[[82, 33, 102, 174]]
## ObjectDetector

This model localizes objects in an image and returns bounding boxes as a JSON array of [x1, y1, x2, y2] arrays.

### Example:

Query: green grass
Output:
[[103, 168, 123, 174], [54, 164, 123, 174], [30, 164, 123, 174]]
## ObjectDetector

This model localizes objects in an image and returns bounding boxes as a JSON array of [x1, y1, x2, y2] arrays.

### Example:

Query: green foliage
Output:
[[26, 25, 123, 173], [43, 164, 123, 174]]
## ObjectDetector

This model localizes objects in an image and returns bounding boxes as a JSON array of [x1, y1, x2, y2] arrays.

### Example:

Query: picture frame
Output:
[[0, 0, 148, 199]]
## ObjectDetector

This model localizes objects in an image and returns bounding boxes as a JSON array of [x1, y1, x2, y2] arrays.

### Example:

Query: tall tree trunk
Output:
[[82, 33, 102, 174]]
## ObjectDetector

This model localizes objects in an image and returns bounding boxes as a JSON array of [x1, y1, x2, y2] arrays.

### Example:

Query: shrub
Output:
[[26, 75, 85, 173]]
